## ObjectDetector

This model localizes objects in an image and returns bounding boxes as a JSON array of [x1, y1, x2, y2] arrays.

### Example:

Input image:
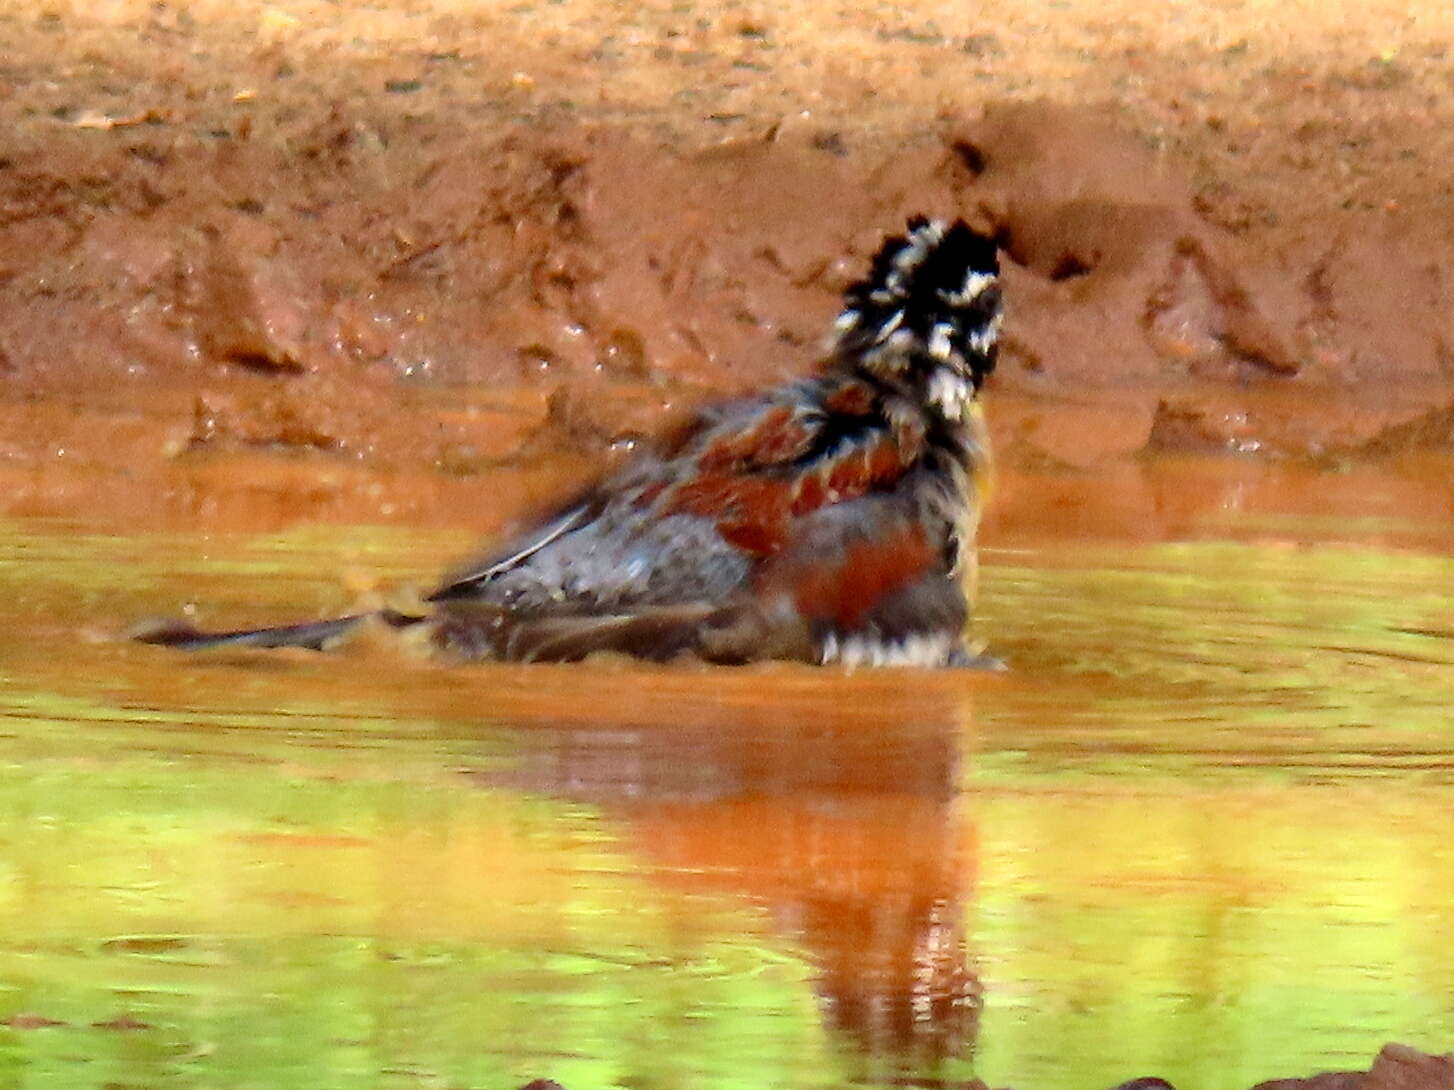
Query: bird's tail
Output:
[[831, 216, 1002, 392], [131, 611, 419, 652]]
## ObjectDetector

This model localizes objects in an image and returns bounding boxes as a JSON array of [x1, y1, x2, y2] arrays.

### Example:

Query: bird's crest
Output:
[[832, 217, 1001, 416]]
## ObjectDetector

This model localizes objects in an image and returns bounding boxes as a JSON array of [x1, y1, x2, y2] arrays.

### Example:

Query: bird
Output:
[[137, 216, 1003, 668]]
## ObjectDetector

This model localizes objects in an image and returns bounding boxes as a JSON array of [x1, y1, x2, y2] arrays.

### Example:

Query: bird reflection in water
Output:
[[474, 675, 980, 1078]]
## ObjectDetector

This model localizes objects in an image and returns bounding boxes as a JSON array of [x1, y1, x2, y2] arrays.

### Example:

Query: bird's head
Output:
[[832, 217, 1002, 421]]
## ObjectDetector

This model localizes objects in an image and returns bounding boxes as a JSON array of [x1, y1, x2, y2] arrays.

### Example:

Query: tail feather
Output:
[[131, 613, 379, 652]]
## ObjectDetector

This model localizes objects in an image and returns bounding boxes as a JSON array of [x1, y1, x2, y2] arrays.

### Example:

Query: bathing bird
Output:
[[138, 216, 1002, 667]]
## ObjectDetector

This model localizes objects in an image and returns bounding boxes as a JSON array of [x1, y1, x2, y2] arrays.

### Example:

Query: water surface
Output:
[[1, 487, 1452, 1090]]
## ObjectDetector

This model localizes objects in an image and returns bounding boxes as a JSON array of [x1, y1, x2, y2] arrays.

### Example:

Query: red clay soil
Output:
[[1247, 1043, 1454, 1090], [3, 0, 1454, 540]]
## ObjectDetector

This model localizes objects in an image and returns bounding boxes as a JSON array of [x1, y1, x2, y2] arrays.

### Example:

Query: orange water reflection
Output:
[[472, 684, 979, 1068]]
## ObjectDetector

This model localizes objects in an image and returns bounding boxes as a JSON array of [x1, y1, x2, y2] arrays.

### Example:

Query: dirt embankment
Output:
[[3, 0, 1454, 537]]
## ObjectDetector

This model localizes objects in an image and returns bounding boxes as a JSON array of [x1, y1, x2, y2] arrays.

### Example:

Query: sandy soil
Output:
[[3, 0, 1454, 536]]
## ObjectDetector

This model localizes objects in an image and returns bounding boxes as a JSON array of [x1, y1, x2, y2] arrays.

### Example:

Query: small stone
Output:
[[191, 233, 313, 373], [1366, 1043, 1454, 1090], [2, 1013, 66, 1029], [91, 1015, 151, 1031]]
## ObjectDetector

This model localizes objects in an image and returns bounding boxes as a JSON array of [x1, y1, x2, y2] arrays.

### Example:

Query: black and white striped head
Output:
[[832, 217, 1001, 418]]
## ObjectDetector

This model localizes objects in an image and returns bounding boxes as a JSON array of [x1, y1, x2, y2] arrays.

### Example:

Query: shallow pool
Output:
[[0, 485, 1451, 1090]]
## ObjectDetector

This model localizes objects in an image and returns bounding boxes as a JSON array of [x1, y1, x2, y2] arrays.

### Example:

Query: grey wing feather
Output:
[[505, 605, 721, 662], [428, 503, 594, 601], [425, 600, 723, 662], [426, 601, 802, 664]]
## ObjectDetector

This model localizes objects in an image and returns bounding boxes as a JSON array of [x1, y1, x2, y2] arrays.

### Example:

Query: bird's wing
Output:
[[653, 381, 922, 556], [429, 381, 921, 607]]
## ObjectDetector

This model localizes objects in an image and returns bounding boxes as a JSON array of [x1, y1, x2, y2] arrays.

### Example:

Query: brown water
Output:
[[1, 466, 1453, 1090]]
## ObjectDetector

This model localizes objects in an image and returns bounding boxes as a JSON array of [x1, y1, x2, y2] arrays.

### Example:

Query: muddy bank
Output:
[[6, 99, 1454, 425], [4, 105, 1454, 533]]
